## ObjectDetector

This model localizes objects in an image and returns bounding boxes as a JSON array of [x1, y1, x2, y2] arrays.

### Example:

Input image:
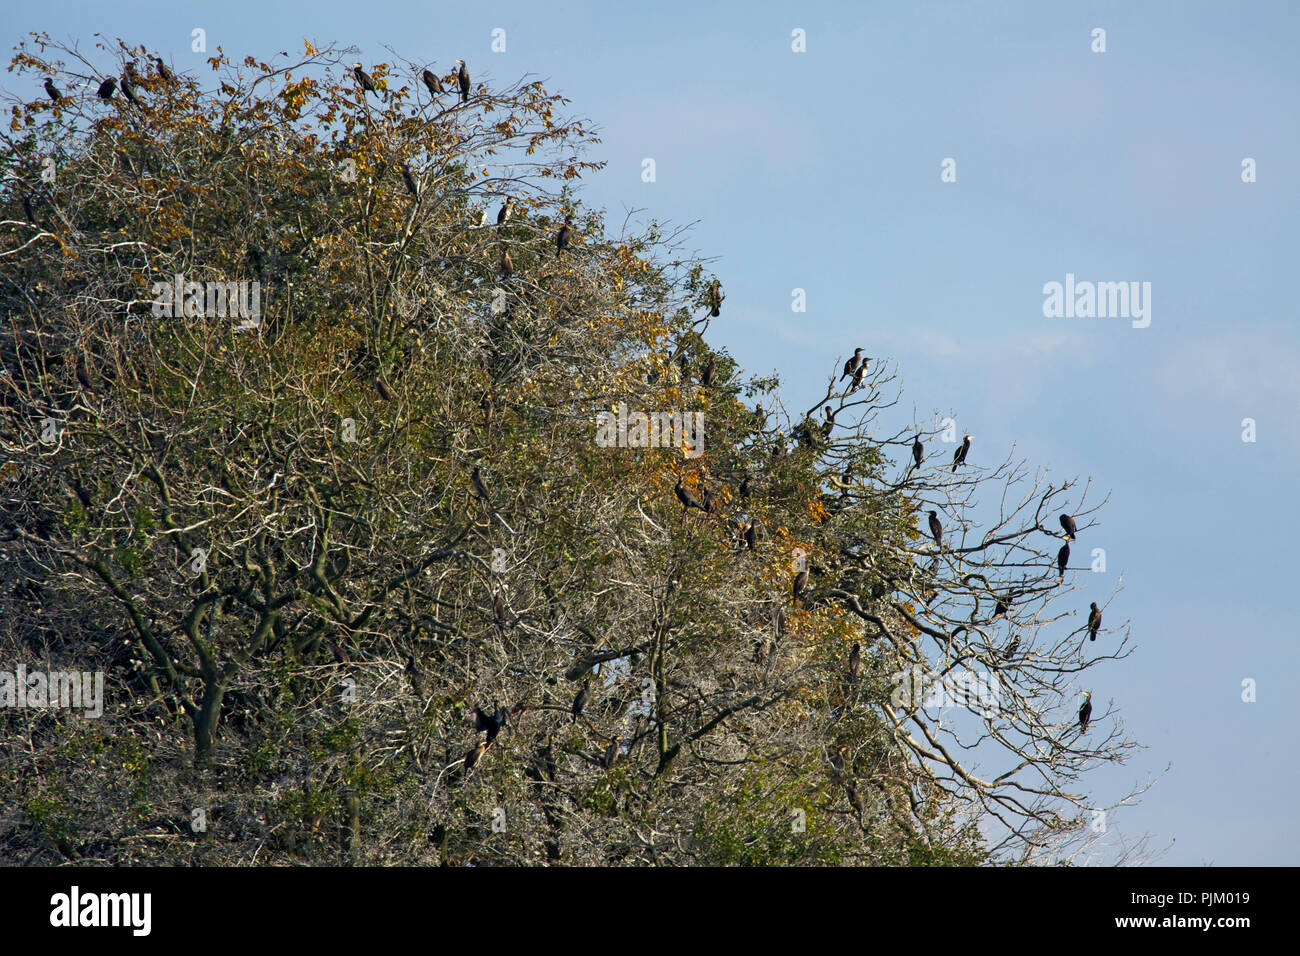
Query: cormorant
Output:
[[776, 607, 787, 636], [1002, 636, 1020, 660], [571, 679, 589, 721], [793, 567, 809, 602], [1078, 692, 1092, 733], [1057, 542, 1070, 580], [155, 57, 174, 83], [353, 63, 376, 93], [75, 358, 92, 391], [850, 362, 867, 391], [473, 706, 502, 744], [401, 162, 418, 197], [821, 406, 835, 439], [927, 510, 943, 546], [457, 60, 470, 102], [912, 435, 923, 470], [1087, 602, 1101, 641], [43, 78, 61, 103], [96, 77, 116, 100], [744, 522, 757, 551], [841, 347, 864, 380], [739, 474, 750, 498], [700, 485, 716, 514], [120, 71, 139, 105], [707, 279, 723, 317], [555, 214, 572, 257], [464, 740, 488, 772], [422, 68, 444, 96], [674, 477, 702, 511], [1060, 514, 1078, 540], [500, 249, 513, 277], [993, 596, 1008, 618], [471, 466, 491, 503], [700, 355, 716, 388], [373, 375, 393, 401], [496, 196, 514, 226], [848, 643, 862, 682], [22, 194, 35, 225], [952, 434, 971, 472]]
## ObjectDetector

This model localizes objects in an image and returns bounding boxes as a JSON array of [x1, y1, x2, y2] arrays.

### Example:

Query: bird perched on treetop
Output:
[[353, 63, 376, 94], [841, 348, 865, 381], [927, 510, 943, 547], [848, 643, 862, 682], [155, 56, 174, 83], [43, 78, 61, 103], [555, 214, 573, 257], [471, 466, 491, 504], [850, 361, 868, 391], [457, 60, 470, 102], [1057, 542, 1070, 580], [994, 595, 1009, 618], [952, 434, 971, 472], [1087, 602, 1102, 641], [1078, 692, 1092, 733], [401, 162, 419, 197], [496, 196, 514, 226], [700, 355, 716, 388], [912, 435, 924, 470], [571, 679, 589, 721], [707, 279, 724, 317], [793, 567, 809, 603], [422, 68, 444, 96], [744, 522, 757, 551], [675, 477, 703, 511], [1060, 514, 1078, 540], [96, 76, 116, 100], [120, 68, 139, 105]]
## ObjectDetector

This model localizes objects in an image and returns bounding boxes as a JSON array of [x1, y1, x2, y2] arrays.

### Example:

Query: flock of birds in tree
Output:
[[36, 54, 1101, 769]]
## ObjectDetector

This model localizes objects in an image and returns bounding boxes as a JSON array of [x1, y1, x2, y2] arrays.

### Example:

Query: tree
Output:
[[0, 35, 1147, 866]]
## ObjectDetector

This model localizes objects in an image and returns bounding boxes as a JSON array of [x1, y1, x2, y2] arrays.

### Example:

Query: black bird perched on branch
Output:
[[744, 522, 757, 551], [493, 591, 508, 630], [1002, 636, 1020, 660], [793, 568, 809, 603], [500, 249, 513, 278], [373, 375, 393, 402], [927, 510, 943, 547], [496, 195, 514, 226], [155, 57, 174, 83], [401, 162, 418, 197], [841, 347, 864, 380], [993, 596, 1009, 618], [850, 361, 867, 391], [473, 706, 502, 744], [700, 355, 716, 388], [1078, 692, 1092, 733], [674, 477, 702, 511], [464, 740, 488, 772], [96, 77, 116, 100], [43, 78, 61, 102], [422, 68, 444, 96], [471, 466, 491, 504], [821, 406, 836, 440], [22, 194, 35, 225], [1087, 602, 1102, 641], [555, 214, 572, 257], [1057, 542, 1070, 580], [571, 680, 589, 722], [120, 70, 139, 105], [457, 60, 470, 102], [912, 435, 924, 470], [776, 607, 788, 636], [1060, 514, 1078, 540], [707, 279, 724, 317], [353, 63, 376, 94], [952, 434, 971, 472], [848, 643, 862, 682]]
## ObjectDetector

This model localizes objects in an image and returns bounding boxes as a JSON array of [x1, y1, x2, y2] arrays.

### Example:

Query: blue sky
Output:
[[6, 0, 1298, 865]]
